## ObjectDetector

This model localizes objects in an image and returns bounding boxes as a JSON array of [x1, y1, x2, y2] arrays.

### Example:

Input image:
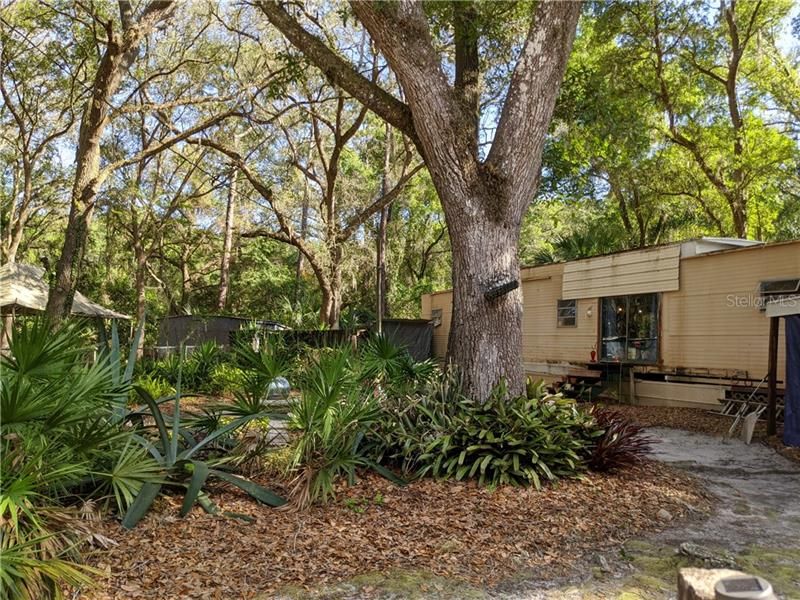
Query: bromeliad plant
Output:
[[369, 369, 600, 488], [584, 406, 652, 471]]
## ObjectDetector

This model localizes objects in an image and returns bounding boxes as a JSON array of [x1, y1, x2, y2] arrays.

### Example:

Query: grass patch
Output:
[[737, 546, 800, 597], [272, 570, 487, 599]]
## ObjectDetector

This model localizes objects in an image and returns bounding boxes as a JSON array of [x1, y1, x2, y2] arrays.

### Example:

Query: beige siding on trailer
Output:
[[422, 262, 598, 365], [421, 240, 799, 380], [634, 380, 726, 409], [562, 244, 680, 299], [520, 263, 597, 367], [421, 291, 453, 360], [660, 242, 799, 381]]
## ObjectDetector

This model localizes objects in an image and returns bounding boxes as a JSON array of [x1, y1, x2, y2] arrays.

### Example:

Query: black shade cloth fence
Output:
[[156, 316, 433, 361]]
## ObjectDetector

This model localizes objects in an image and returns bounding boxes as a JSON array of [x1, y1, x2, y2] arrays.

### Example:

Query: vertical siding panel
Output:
[[521, 263, 598, 365]]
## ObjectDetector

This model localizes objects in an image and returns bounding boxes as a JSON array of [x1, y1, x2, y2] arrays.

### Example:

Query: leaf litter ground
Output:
[[81, 460, 708, 599]]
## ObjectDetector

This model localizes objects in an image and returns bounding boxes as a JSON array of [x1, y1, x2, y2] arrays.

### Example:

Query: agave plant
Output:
[[105, 317, 145, 423], [122, 380, 286, 529]]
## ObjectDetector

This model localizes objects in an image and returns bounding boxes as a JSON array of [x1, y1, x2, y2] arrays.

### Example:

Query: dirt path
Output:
[[498, 428, 800, 599], [647, 428, 800, 552]]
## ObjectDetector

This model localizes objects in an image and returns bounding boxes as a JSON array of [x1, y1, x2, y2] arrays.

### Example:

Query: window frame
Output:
[[598, 293, 660, 365], [556, 299, 577, 328]]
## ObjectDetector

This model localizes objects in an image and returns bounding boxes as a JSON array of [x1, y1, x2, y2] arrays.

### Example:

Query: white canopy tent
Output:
[[0, 262, 130, 320]]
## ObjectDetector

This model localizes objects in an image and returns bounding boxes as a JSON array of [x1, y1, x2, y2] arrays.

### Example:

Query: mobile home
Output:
[[421, 238, 799, 409]]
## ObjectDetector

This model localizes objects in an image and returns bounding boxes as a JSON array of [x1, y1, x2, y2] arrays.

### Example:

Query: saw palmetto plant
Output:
[[0, 319, 158, 598]]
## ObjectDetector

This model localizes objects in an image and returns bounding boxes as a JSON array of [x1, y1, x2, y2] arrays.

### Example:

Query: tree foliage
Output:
[[1, 0, 796, 350]]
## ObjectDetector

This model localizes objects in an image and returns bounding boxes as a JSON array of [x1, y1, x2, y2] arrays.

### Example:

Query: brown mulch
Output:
[[82, 463, 708, 599], [606, 404, 800, 465]]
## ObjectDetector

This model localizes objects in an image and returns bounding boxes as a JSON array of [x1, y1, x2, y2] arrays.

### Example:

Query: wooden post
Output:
[[767, 316, 779, 436]]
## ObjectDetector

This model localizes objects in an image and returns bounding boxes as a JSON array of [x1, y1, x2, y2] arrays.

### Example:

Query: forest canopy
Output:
[[2, 0, 798, 336]]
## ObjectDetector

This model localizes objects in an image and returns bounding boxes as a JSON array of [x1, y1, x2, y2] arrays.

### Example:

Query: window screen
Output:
[[557, 299, 577, 327], [760, 279, 800, 295]]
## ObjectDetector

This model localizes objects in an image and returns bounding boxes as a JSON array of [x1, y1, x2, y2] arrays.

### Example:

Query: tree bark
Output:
[[319, 261, 342, 329], [217, 165, 237, 311], [446, 199, 524, 397], [134, 248, 147, 356], [5, 162, 32, 263], [376, 124, 393, 329], [46, 1, 176, 321], [293, 145, 313, 305], [293, 196, 310, 305]]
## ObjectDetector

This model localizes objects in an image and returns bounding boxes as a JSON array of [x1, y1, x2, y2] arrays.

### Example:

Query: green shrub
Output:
[[369, 370, 600, 488], [141, 343, 228, 394], [358, 334, 438, 395], [187, 341, 221, 391], [148, 353, 183, 386], [209, 363, 247, 395], [359, 334, 408, 383], [132, 374, 175, 403], [1, 319, 160, 598]]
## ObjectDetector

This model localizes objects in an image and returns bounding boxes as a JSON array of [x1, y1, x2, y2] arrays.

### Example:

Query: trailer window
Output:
[[760, 279, 800, 295], [600, 293, 659, 363], [557, 299, 577, 327]]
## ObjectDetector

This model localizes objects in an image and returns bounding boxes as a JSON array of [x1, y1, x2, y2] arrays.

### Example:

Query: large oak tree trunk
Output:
[[446, 202, 524, 398], [261, 0, 580, 398]]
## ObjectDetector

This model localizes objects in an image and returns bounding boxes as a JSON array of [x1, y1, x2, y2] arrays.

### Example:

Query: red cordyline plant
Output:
[[587, 406, 652, 472]]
